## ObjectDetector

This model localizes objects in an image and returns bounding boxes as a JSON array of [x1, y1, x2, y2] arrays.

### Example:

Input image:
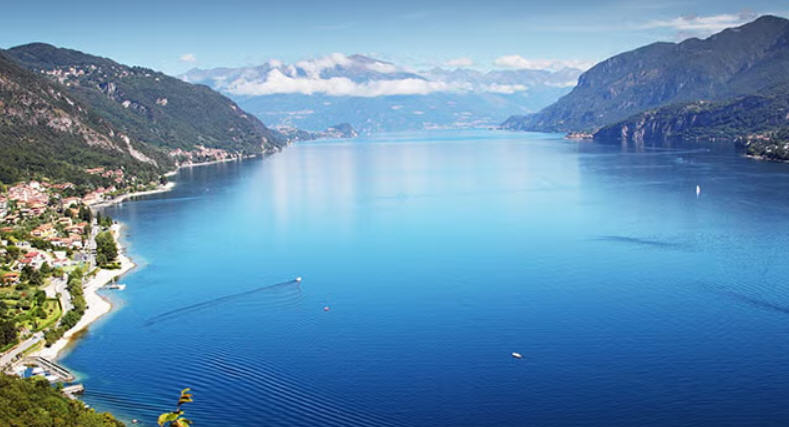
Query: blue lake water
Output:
[[67, 130, 789, 426]]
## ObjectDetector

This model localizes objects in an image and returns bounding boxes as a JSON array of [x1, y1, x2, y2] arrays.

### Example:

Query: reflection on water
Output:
[[64, 130, 789, 426]]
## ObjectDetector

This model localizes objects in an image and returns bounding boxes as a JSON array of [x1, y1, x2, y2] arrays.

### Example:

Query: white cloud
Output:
[[225, 68, 465, 97], [295, 53, 352, 78], [179, 53, 197, 63], [201, 53, 582, 97], [545, 80, 579, 88], [446, 57, 474, 67], [482, 83, 528, 94], [639, 11, 757, 33], [493, 55, 593, 71], [366, 61, 399, 73]]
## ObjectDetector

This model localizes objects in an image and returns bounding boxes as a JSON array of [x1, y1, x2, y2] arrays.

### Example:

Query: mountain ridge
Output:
[[0, 49, 167, 185], [502, 15, 789, 133], [0, 42, 295, 186], [6, 43, 287, 154]]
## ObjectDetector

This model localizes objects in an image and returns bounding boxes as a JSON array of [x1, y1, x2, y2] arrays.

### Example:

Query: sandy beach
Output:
[[34, 224, 136, 361], [31, 170, 179, 361]]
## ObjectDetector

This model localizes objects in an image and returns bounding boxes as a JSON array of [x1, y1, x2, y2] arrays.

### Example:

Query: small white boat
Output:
[[511, 352, 523, 359], [696, 185, 701, 197], [295, 277, 302, 283], [104, 283, 126, 290]]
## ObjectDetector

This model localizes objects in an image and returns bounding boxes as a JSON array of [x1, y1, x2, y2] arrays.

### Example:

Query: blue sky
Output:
[[1, 0, 787, 74]]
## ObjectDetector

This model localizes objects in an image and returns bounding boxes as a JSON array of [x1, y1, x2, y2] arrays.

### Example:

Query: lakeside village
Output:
[[0, 166, 171, 399]]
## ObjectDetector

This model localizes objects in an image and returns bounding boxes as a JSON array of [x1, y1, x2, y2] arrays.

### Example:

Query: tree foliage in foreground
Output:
[[158, 388, 193, 427], [0, 374, 123, 427]]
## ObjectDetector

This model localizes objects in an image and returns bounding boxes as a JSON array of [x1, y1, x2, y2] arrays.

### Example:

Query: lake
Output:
[[68, 130, 789, 425]]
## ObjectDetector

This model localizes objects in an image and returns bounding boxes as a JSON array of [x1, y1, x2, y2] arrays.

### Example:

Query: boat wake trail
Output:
[[711, 288, 789, 316], [591, 235, 686, 249], [143, 279, 300, 327]]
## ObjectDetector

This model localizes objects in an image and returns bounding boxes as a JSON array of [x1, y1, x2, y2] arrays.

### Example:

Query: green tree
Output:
[[0, 374, 123, 426], [0, 320, 17, 347], [78, 205, 92, 223], [95, 231, 118, 266], [21, 266, 44, 287], [40, 262, 53, 277], [34, 290, 46, 306], [4, 245, 20, 263], [158, 388, 193, 427]]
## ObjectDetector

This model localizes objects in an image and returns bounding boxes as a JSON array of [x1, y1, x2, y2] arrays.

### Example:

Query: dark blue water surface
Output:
[[66, 130, 789, 426]]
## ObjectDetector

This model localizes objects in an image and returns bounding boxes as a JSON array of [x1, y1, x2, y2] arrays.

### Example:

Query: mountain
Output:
[[502, 15, 789, 133], [0, 50, 167, 185], [5, 43, 286, 156], [593, 83, 789, 146], [180, 54, 581, 133], [276, 122, 358, 142]]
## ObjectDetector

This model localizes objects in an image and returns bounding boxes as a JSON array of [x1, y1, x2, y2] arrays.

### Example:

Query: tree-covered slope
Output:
[[502, 15, 789, 132], [0, 50, 168, 185], [593, 83, 789, 145], [0, 374, 123, 426], [6, 43, 286, 154]]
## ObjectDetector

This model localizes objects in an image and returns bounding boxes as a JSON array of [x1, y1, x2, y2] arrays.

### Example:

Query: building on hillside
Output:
[[19, 251, 46, 269], [66, 235, 84, 249], [65, 224, 86, 235], [52, 258, 70, 268], [31, 224, 56, 238], [61, 197, 81, 209], [8, 182, 49, 206], [2, 272, 20, 286]]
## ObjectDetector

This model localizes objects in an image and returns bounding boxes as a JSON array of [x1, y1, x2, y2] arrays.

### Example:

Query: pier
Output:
[[23, 356, 76, 382], [62, 384, 85, 399]]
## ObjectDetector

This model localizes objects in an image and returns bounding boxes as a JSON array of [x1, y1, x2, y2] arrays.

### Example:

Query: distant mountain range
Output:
[[502, 15, 789, 159], [276, 122, 358, 142], [0, 43, 290, 185], [180, 55, 582, 133]]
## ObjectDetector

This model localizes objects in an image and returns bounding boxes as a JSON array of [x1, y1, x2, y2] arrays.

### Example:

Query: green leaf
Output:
[[158, 412, 180, 426]]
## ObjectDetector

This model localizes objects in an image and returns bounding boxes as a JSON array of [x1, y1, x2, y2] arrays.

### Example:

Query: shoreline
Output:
[[22, 152, 272, 365], [33, 174, 180, 361], [32, 223, 137, 362], [745, 153, 789, 163], [91, 181, 176, 208], [174, 152, 263, 171]]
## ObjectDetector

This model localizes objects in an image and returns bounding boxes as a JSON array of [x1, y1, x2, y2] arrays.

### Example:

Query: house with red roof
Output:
[[2, 272, 20, 286]]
